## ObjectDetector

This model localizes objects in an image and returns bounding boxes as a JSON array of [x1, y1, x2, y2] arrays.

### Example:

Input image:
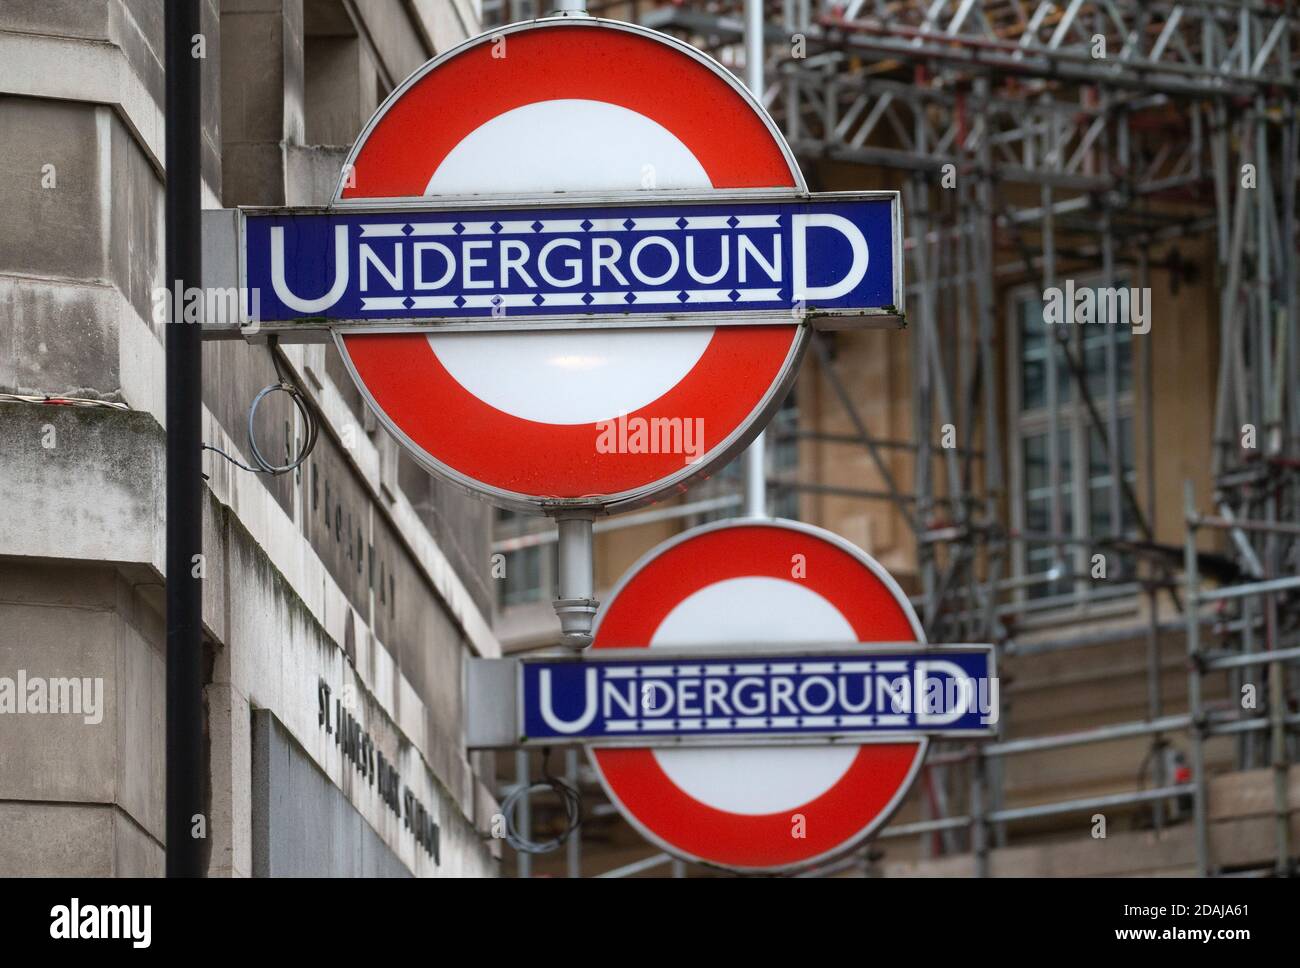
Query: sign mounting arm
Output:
[[553, 512, 598, 649]]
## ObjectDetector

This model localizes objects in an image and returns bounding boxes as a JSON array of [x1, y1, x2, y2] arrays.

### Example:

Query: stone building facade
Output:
[[0, 0, 500, 877]]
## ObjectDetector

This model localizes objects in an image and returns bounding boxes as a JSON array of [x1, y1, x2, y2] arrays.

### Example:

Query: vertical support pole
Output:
[[970, 750, 989, 878], [515, 750, 532, 878], [552, 0, 587, 15], [919, 768, 934, 861], [1104, 95, 1125, 545], [1241, 593, 1258, 770], [955, 181, 974, 644], [910, 175, 936, 627], [1145, 581, 1166, 831], [565, 747, 582, 878], [1102, 210, 1122, 540], [1286, 106, 1300, 454], [554, 513, 597, 649], [1280, 104, 1300, 776], [974, 74, 1004, 645], [1041, 141, 1064, 597], [742, 0, 768, 519], [744, 0, 764, 98], [1139, 245, 1165, 828], [1254, 100, 1270, 454], [911, 87, 932, 629], [1183, 481, 1210, 877], [1264, 494, 1291, 876], [782, 1, 800, 147], [165, 0, 204, 880], [743, 429, 768, 518]]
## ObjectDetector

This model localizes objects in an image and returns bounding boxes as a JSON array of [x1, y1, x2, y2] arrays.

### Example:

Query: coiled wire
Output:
[[501, 747, 582, 854], [204, 340, 319, 475]]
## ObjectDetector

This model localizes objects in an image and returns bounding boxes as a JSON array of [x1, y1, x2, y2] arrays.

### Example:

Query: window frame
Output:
[[1006, 274, 1141, 619]]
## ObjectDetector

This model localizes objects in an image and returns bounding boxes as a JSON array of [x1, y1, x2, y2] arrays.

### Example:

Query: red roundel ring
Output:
[[588, 519, 928, 873], [331, 19, 807, 510]]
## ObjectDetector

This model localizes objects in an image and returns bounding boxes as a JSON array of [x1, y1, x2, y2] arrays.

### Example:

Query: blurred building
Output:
[[487, 1, 1300, 879], [0, 0, 499, 876]]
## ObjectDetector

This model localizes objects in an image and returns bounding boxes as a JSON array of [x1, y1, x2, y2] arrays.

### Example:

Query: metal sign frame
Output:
[[466, 641, 997, 749], [203, 188, 905, 340]]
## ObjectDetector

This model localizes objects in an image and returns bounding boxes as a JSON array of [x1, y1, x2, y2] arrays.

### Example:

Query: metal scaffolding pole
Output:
[[1184, 482, 1211, 877], [634, 0, 1300, 879], [566, 748, 582, 878], [741, 0, 768, 518]]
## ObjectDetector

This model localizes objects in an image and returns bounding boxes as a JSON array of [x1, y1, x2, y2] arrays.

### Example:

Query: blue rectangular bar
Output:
[[239, 192, 901, 326], [519, 647, 997, 745]]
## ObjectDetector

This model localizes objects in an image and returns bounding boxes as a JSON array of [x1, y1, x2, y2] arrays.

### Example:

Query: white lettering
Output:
[[738, 233, 781, 283], [413, 242, 455, 290], [499, 239, 537, 289], [629, 236, 680, 286], [539, 238, 583, 288], [462, 240, 493, 289], [360, 243, 402, 291], [592, 237, 629, 286], [685, 235, 729, 284]]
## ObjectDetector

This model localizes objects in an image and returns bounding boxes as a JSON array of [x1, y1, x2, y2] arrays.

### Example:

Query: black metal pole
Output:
[[165, 0, 204, 878]]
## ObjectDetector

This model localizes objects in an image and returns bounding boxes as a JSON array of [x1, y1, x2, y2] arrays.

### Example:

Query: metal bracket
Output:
[[551, 0, 589, 16]]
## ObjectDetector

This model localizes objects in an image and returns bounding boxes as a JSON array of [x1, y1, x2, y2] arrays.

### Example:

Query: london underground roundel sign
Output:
[[329, 18, 810, 511], [587, 519, 928, 873]]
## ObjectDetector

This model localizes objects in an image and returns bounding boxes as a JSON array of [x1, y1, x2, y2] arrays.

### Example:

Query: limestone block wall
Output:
[[0, 0, 500, 877]]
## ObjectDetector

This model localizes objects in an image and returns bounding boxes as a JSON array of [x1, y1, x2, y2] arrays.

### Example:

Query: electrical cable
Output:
[[0, 392, 129, 410], [501, 746, 583, 855], [204, 338, 319, 475]]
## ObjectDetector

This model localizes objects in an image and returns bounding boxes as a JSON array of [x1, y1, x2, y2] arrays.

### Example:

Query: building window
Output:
[[1011, 280, 1137, 604], [500, 544, 547, 607], [494, 509, 556, 608], [770, 387, 801, 520]]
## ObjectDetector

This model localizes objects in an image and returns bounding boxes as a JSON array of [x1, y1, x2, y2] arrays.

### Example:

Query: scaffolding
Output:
[[491, 1, 1300, 877]]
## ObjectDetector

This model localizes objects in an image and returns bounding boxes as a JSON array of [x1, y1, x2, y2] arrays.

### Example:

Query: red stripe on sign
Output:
[[343, 327, 795, 497], [591, 523, 924, 871], [340, 25, 795, 200], [592, 524, 920, 646], [596, 744, 920, 869], [337, 22, 800, 502]]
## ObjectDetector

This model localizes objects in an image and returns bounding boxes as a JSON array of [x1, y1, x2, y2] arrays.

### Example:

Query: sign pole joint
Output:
[[553, 511, 598, 649]]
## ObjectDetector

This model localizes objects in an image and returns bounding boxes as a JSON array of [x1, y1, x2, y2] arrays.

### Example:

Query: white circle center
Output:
[[424, 99, 715, 425], [648, 576, 860, 816]]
